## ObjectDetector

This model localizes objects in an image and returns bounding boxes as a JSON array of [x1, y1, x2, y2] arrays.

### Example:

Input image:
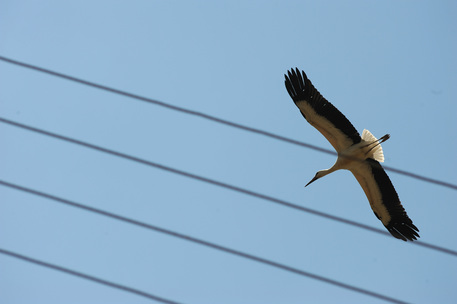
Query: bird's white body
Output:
[[307, 129, 392, 225], [316, 129, 386, 177], [285, 68, 419, 241]]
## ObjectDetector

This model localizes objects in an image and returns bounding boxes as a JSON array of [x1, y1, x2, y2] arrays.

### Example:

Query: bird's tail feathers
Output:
[[362, 129, 389, 162]]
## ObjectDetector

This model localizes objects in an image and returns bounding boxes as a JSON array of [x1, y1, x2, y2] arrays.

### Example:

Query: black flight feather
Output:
[[366, 159, 420, 241], [285, 68, 361, 145]]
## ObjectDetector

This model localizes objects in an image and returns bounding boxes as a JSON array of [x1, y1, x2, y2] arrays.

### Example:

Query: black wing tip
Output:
[[284, 68, 312, 102], [387, 221, 420, 242]]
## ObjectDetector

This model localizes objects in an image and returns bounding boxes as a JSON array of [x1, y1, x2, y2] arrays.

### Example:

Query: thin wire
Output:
[[0, 55, 455, 191], [0, 181, 410, 304], [1, 118, 456, 257], [0, 248, 182, 304]]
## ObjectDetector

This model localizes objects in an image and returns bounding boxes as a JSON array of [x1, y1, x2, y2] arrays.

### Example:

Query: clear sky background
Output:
[[1, 1, 457, 303]]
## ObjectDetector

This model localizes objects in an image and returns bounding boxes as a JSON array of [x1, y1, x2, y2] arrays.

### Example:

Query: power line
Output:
[[0, 55, 455, 191], [0, 118, 456, 257], [0, 181, 410, 304], [0, 248, 182, 304]]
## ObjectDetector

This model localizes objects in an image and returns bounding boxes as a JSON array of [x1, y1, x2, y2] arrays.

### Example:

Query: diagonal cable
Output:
[[0, 181, 409, 304], [0, 118, 455, 257], [0, 248, 182, 304], [0, 55, 455, 190]]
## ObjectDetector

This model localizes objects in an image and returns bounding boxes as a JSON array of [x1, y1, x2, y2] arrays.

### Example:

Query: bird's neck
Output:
[[319, 167, 338, 178], [327, 158, 346, 174]]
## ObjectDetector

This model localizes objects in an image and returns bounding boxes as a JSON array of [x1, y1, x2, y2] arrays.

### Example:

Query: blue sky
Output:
[[1, 1, 457, 303]]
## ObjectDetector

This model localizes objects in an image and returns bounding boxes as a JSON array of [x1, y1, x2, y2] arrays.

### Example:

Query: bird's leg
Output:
[[365, 134, 390, 154]]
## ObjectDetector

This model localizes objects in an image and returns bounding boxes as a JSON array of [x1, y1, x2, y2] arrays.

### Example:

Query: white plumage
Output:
[[285, 68, 419, 241]]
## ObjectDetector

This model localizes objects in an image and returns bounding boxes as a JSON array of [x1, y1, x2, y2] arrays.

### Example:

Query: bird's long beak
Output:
[[305, 176, 319, 187]]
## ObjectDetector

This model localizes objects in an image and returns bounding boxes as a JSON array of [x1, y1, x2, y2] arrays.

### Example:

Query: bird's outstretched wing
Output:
[[285, 68, 361, 152], [350, 159, 420, 241]]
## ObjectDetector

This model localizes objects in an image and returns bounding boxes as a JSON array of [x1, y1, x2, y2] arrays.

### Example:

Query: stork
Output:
[[284, 68, 419, 241]]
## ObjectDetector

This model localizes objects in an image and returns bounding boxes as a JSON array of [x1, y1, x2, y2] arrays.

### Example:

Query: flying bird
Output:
[[284, 68, 419, 241]]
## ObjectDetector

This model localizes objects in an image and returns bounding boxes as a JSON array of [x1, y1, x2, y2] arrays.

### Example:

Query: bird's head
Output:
[[305, 170, 328, 187]]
